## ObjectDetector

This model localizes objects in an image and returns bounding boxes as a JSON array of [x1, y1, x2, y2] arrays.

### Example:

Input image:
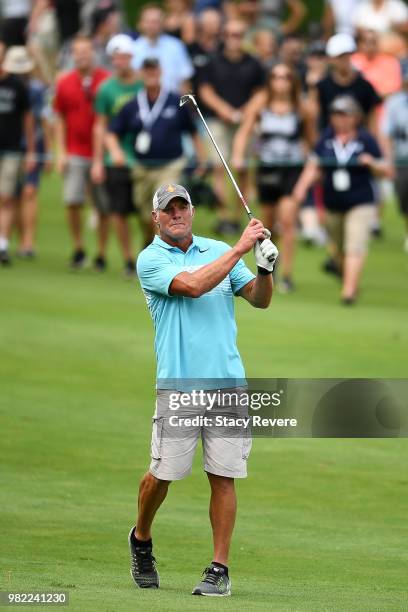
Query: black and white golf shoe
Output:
[[128, 528, 159, 589], [192, 563, 231, 596]]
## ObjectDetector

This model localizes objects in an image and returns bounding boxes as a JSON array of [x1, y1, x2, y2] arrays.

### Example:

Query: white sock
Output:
[[0, 236, 9, 251]]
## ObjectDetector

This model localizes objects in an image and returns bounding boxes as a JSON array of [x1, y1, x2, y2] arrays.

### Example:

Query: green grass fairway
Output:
[[1, 174, 407, 611]]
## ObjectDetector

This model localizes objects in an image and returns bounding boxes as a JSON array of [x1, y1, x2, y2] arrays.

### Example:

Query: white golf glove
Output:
[[254, 235, 279, 274]]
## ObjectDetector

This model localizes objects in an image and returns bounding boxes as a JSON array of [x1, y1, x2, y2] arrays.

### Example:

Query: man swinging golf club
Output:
[[130, 182, 278, 596]]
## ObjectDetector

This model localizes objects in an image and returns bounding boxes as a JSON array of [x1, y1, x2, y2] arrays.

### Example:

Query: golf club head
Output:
[[179, 94, 197, 108]]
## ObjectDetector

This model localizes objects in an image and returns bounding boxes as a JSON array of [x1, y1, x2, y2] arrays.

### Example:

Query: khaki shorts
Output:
[[325, 205, 377, 256], [0, 154, 23, 198], [63, 155, 109, 214], [132, 158, 185, 224], [205, 119, 238, 167], [149, 388, 252, 481]]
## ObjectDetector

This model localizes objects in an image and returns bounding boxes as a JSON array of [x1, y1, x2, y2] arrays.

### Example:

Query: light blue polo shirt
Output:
[[136, 234, 255, 389]]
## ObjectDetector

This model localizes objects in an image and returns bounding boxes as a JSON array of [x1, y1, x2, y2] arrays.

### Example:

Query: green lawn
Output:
[[1, 174, 407, 611]]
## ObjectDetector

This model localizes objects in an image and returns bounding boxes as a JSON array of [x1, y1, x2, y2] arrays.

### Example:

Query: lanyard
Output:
[[332, 138, 359, 165], [137, 88, 168, 131]]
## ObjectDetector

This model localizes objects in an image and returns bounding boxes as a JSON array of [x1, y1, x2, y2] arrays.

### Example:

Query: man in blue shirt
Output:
[[129, 183, 278, 596], [107, 58, 205, 248]]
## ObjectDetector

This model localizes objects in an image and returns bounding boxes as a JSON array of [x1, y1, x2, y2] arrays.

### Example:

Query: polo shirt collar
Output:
[[153, 234, 208, 253]]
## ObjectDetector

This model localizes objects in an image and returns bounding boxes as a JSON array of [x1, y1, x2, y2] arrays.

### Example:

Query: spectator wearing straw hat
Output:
[[0, 45, 35, 265], [7, 46, 53, 259]]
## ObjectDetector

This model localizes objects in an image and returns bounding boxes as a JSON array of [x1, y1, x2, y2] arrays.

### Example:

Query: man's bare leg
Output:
[[20, 185, 38, 252], [66, 205, 83, 250], [134, 472, 170, 540], [0, 197, 16, 242], [112, 213, 133, 261], [207, 473, 237, 566]]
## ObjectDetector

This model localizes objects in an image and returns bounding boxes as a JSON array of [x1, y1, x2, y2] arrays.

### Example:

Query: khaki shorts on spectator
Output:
[[206, 119, 238, 167], [149, 388, 252, 481], [325, 204, 377, 256], [132, 158, 185, 224], [0, 154, 23, 198], [63, 155, 109, 214]]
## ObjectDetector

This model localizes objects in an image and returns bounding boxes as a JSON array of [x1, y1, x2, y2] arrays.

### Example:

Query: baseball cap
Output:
[[329, 95, 362, 116], [3, 46, 34, 74], [326, 33, 356, 58], [106, 34, 134, 56], [141, 57, 160, 69], [153, 184, 192, 211]]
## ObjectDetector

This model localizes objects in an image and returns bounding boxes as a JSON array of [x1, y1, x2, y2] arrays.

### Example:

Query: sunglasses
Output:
[[225, 31, 245, 38], [270, 73, 292, 81]]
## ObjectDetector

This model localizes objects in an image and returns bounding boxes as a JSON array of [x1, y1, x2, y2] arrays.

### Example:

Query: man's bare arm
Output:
[[170, 219, 267, 298], [170, 247, 243, 298], [238, 275, 273, 309], [91, 114, 108, 183]]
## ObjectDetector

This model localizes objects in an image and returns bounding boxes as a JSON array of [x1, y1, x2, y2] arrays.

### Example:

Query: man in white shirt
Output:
[[323, 0, 363, 37], [131, 4, 194, 94], [352, 0, 408, 35]]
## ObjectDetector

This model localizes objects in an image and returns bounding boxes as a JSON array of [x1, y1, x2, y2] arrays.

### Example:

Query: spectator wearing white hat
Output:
[[92, 34, 143, 277], [310, 33, 382, 133], [0, 45, 35, 265]]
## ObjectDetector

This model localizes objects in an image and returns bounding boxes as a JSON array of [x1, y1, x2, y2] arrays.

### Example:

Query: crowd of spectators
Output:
[[0, 0, 407, 304]]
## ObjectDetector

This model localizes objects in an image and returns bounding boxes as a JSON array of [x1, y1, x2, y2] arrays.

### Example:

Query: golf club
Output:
[[180, 94, 254, 217], [180, 94, 275, 262]]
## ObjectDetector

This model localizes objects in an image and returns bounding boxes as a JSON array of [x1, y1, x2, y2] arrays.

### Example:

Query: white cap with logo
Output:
[[106, 34, 134, 57], [326, 33, 357, 58]]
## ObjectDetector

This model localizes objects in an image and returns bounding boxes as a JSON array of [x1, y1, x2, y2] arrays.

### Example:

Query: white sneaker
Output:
[[404, 236, 408, 253]]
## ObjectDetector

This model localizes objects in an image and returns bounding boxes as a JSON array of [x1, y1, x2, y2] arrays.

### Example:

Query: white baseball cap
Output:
[[106, 34, 134, 57], [326, 33, 357, 58]]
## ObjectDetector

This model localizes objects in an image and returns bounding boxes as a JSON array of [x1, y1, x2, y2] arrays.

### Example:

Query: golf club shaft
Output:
[[183, 94, 275, 264], [192, 102, 253, 220]]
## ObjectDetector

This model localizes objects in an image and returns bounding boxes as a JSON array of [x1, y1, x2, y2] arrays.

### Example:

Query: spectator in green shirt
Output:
[[92, 34, 143, 278]]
